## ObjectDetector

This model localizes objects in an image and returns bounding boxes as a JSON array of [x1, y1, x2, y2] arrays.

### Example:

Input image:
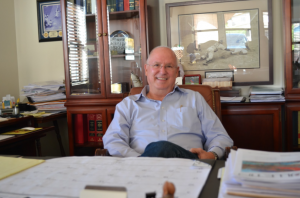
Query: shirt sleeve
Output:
[[196, 93, 234, 159], [103, 100, 141, 157]]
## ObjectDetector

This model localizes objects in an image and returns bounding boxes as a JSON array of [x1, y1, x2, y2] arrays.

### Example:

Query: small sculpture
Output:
[[131, 72, 143, 87]]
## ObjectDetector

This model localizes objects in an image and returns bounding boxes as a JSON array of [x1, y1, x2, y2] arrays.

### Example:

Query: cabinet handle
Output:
[[98, 33, 102, 37], [103, 33, 107, 36]]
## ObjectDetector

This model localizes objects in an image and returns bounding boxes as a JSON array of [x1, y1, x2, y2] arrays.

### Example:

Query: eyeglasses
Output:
[[147, 64, 177, 71]]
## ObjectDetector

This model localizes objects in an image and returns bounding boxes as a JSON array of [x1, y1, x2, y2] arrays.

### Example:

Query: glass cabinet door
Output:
[[101, 0, 147, 98], [291, 0, 300, 88], [65, 0, 105, 97]]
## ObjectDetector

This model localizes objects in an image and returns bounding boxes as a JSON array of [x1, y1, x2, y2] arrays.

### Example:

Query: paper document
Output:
[[0, 157, 44, 180], [218, 149, 300, 198], [0, 157, 211, 198]]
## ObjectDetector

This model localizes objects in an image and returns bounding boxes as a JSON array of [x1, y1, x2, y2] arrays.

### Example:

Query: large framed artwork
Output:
[[37, 0, 62, 42], [166, 0, 273, 86]]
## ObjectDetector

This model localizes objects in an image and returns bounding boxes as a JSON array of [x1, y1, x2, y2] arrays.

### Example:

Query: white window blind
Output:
[[67, 1, 88, 86]]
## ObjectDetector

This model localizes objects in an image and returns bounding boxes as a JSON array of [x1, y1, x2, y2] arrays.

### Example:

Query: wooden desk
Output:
[[34, 112, 66, 156], [0, 116, 55, 156]]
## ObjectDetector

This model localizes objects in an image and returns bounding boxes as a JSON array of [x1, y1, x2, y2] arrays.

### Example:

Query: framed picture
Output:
[[183, 75, 201, 85], [166, 0, 273, 86], [205, 71, 234, 81], [37, 0, 62, 42]]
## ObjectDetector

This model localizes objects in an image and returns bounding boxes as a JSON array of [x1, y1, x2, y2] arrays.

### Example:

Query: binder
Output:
[[129, 0, 134, 10], [118, 0, 124, 11], [74, 114, 85, 144], [134, 0, 139, 10], [95, 114, 104, 142], [124, 0, 129, 10], [87, 114, 96, 142]]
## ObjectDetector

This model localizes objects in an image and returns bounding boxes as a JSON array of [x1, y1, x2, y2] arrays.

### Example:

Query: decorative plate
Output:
[[110, 30, 129, 54]]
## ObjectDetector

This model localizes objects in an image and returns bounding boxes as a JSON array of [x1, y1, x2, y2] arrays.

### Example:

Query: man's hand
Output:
[[189, 148, 215, 159]]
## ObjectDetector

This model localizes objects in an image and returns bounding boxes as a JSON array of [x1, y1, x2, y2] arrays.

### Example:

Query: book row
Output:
[[74, 114, 104, 144], [107, 0, 139, 12]]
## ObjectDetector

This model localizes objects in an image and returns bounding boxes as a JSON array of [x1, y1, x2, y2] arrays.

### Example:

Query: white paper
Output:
[[0, 157, 211, 198]]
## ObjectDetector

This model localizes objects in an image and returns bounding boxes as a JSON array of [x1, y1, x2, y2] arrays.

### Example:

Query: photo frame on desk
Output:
[[205, 71, 234, 81], [37, 0, 62, 42], [166, 0, 273, 86], [183, 74, 201, 85]]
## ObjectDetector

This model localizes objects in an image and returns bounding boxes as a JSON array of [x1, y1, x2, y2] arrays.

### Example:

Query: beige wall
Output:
[[0, 0, 19, 100], [0, 0, 68, 156], [14, 0, 65, 102], [158, 0, 284, 96]]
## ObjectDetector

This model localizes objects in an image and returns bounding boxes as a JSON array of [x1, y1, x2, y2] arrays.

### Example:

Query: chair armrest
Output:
[[224, 146, 238, 160], [95, 148, 111, 156]]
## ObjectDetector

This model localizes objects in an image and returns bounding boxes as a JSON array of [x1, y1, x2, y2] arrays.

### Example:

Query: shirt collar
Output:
[[134, 85, 187, 102]]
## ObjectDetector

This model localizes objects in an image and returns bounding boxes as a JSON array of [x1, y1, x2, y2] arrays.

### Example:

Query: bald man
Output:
[[103, 46, 233, 160]]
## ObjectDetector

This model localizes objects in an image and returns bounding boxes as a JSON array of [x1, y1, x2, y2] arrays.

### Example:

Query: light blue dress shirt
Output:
[[103, 85, 233, 158]]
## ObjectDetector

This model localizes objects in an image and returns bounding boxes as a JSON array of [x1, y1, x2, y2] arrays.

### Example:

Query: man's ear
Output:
[[144, 64, 148, 76]]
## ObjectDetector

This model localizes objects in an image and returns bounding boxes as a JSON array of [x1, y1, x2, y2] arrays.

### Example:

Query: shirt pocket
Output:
[[168, 106, 200, 133]]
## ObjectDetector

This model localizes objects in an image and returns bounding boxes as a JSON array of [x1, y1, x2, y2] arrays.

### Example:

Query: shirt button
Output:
[[162, 119, 165, 122], [162, 107, 164, 109], [162, 130, 165, 132]]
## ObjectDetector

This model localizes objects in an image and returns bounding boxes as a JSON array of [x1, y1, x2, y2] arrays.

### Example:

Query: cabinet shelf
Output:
[[111, 54, 141, 58], [109, 10, 139, 20]]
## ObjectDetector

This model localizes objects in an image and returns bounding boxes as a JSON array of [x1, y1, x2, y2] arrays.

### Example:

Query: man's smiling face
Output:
[[144, 47, 179, 96]]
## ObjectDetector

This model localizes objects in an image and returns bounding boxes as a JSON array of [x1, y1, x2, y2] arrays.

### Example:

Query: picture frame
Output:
[[37, 0, 62, 42], [205, 71, 234, 81], [166, 0, 273, 86], [183, 74, 201, 85]]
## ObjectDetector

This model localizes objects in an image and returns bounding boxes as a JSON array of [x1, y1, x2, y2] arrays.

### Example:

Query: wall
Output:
[[12, 0, 68, 156], [14, 0, 65, 100], [158, 0, 284, 96], [0, 0, 19, 100]]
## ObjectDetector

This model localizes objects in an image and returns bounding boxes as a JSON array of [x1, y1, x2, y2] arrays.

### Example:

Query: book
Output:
[[87, 114, 96, 142], [117, 0, 124, 11], [220, 96, 246, 103], [106, 0, 112, 12], [96, 114, 103, 142], [134, 0, 139, 10], [74, 114, 85, 144], [129, 0, 134, 10], [111, 0, 117, 12], [249, 95, 285, 102], [249, 86, 283, 95], [124, 0, 129, 10], [116, 0, 119, 11], [220, 88, 241, 97]]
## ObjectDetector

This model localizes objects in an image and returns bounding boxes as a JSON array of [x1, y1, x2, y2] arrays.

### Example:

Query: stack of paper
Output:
[[249, 87, 285, 102], [218, 149, 300, 198], [221, 96, 246, 103], [21, 81, 66, 103], [249, 95, 285, 102]]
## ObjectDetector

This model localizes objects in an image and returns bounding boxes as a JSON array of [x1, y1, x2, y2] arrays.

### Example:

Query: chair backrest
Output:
[[129, 85, 222, 120]]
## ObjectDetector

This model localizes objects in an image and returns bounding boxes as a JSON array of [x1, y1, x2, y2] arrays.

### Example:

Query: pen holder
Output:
[[13, 106, 19, 115]]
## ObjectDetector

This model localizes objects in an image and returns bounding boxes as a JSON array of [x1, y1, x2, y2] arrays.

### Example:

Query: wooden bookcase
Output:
[[61, 0, 148, 155], [283, 0, 300, 151]]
